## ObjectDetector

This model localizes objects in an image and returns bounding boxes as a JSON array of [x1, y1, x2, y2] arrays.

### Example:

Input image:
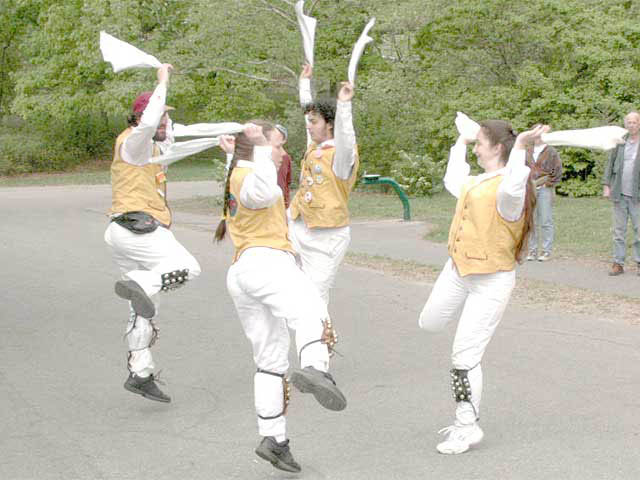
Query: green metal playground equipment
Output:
[[361, 174, 411, 221]]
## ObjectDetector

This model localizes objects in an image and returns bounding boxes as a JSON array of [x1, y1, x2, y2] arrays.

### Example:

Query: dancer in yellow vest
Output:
[[215, 122, 346, 473], [288, 64, 359, 310], [104, 64, 202, 403], [418, 120, 548, 454]]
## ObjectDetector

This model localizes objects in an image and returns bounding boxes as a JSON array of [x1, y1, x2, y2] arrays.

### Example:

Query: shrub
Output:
[[390, 150, 447, 196], [0, 132, 84, 175]]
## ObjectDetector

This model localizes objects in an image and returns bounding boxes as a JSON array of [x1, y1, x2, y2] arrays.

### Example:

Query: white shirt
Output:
[[120, 83, 228, 167], [237, 147, 283, 210], [299, 78, 357, 180], [532, 143, 547, 162], [444, 140, 530, 222]]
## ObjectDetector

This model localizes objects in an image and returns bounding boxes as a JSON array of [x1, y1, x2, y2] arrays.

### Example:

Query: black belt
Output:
[[111, 211, 162, 234]]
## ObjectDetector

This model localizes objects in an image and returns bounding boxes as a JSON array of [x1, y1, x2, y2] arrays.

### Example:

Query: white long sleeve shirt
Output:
[[238, 146, 283, 210], [121, 83, 168, 165], [120, 83, 232, 167], [299, 78, 357, 180], [444, 139, 530, 222]]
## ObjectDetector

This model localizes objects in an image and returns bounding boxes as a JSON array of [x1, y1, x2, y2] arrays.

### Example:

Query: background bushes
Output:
[[2, 0, 640, 196]]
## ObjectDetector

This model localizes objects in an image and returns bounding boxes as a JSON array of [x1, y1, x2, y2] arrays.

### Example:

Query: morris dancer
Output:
[[418, 119, 547, 454], [288, 64, 359, 311], [104, 64, 209, 403], [215, 122, 346, 473]]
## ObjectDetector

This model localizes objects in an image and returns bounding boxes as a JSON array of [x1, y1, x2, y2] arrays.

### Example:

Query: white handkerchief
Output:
[[295, 1, 316, 67], [172, 122, 245, 138], [152, 138, 221, 164], [455, 111, 481, 142], [541, 126, 628, 151], [100, 31, 162, 73], [348, 18, 376, 85]]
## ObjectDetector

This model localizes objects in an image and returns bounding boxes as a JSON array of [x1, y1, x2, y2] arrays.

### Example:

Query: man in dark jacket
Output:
[[603, 111, 640, 276]]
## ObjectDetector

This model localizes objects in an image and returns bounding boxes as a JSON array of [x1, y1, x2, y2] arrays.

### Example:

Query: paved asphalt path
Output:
[[1, 182, 639, 480]]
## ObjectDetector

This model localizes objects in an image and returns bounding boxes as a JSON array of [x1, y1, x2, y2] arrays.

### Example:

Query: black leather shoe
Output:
[[124, 373, 170, 403], [608, 263, 624, 276], [290, 366, 346, 411], [115, 280, 155, 318], [255, 437, 301, 473]]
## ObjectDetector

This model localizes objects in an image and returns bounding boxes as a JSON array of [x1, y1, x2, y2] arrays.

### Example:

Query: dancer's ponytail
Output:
[[214, 156, 238, 242], [515, 174, 537, 262]]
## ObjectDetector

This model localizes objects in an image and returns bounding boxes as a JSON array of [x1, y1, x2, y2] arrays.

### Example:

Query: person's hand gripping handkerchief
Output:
[[455, 111, 481, 143], [100, 31, 162, 72], [348, 18, 376, 85], [541, 126, 628, 151], [295, 1, 317, 67]]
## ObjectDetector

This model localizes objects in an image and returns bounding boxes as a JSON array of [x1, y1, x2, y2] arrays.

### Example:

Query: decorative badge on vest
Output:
[[228, 193, 238, 217]]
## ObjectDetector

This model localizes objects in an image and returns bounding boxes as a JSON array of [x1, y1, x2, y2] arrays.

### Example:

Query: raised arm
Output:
[[497, 125, 548, 221], [219, 135, 236, 171], [299, 63, 313, 107], [443, 137, 471, 198], [239, 124, 283, 209], [121, 64, 172, 165], [333, 81, 357, 180], [300, 64, 313, 148]]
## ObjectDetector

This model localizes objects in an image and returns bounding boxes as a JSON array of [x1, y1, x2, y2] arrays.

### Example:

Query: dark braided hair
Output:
[[479, 120, 536, 262], [214, 120, 276, 242], [214, 156, 238, 242]]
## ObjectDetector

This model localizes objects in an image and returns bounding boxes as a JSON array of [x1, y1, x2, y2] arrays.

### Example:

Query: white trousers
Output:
[[287, 216, 351, 306], [227, 247, 330, 439], [104, 222, 201, 376], [418, 258, 515, 425]]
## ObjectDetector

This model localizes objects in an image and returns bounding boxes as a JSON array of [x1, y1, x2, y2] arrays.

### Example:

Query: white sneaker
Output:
[[538, 252, 551, 262], [436, 422, 484, 454], [526, 251, 537, 261]]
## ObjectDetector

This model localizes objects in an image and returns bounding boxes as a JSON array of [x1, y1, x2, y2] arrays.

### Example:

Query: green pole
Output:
[[362, 174, 411, 221]]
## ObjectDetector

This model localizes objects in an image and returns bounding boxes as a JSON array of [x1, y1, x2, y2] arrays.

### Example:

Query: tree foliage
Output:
[[2, 0, 640, 196]]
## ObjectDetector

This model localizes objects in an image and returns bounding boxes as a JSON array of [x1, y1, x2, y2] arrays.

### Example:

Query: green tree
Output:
[[413, 0, 640, 196]]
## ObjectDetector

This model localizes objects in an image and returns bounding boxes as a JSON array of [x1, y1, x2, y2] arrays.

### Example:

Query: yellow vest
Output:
[[447, 175, 525, 276], [110, 128, 171, 226], [227, 166, 295, 262], [289, 143, 359, 229]]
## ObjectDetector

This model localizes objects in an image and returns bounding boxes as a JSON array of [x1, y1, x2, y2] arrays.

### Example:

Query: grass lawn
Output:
[[350, 189, 617, 260], [0, 157, 223, 187]]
